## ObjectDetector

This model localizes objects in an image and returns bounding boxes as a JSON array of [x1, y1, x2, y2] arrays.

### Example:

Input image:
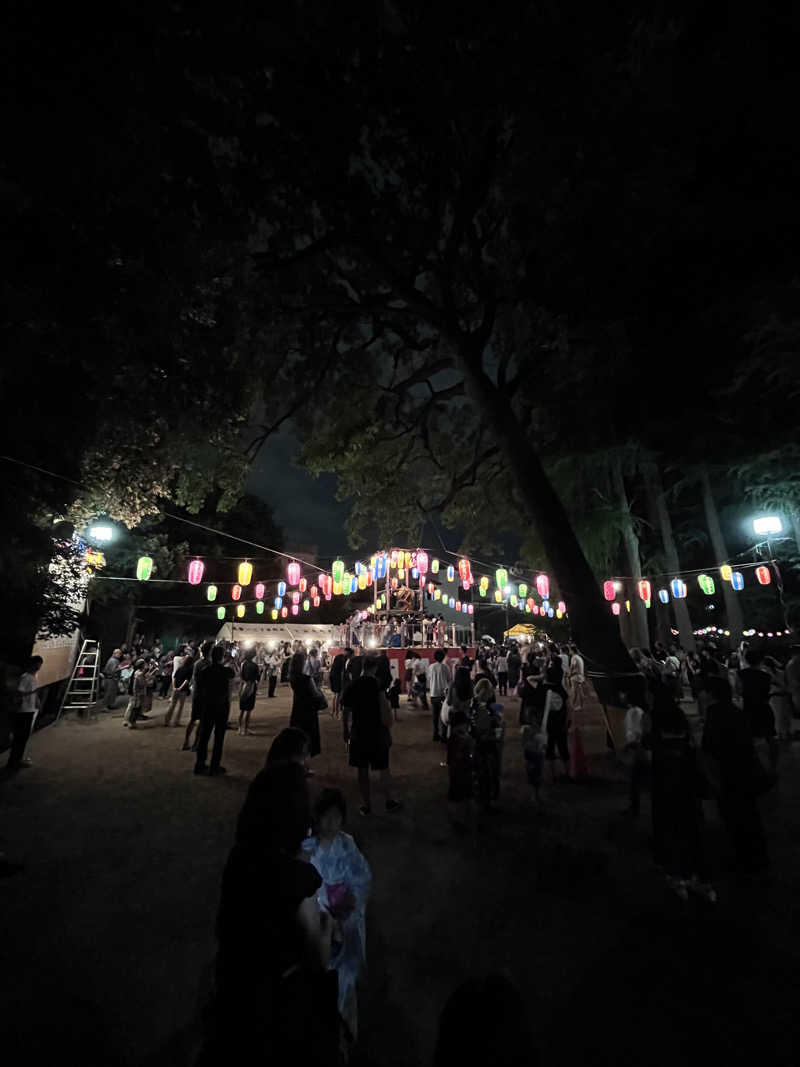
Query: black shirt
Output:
[[345, 675, 383, 743], [241, 659, 260, 683], [173, 662, 193, 690], [197, 663, 235, 710]]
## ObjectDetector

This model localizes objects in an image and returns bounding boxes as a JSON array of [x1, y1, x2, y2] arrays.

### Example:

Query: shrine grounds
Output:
[[1, 684, 798, 1066]]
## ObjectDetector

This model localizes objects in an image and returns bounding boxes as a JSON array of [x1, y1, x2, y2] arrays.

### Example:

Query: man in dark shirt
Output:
[[329, 647, 352, 720], [342, 657, 401, 816], [740, 649, 775, 745], [194, 645, 235, 776], [183, 640, 214, 751]]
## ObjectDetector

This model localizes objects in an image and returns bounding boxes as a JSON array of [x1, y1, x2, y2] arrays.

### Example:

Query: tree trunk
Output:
[[455, 346, 643, 704], [641, 461, 696, 651], [699, 464, 743, 643], [610, 454, 650, 650], [641, 466, 674, 649]]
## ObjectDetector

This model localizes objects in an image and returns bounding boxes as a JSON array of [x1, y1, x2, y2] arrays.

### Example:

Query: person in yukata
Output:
[[302, 788, 372, 1040]]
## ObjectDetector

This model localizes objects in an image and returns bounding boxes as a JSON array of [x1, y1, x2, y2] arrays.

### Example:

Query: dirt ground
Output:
[[1, 683, 798, 1066]]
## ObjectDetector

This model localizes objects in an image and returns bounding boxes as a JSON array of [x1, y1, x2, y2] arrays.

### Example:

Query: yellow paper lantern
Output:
[[238, 561, 253, 586], [236, 604, 245, 618], [720, 564, 732, 582]]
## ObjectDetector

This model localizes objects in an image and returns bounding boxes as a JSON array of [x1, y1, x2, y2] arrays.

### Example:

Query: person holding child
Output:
[[303, 788, 372, 1041]]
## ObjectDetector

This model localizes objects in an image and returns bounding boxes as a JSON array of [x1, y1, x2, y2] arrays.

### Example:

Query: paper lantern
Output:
[[603, 581, 616, 601], [434, 589, 441, 601], [449, 597, 455, 609], [136, 556, 153, 581], [446, 565, 455, 582], [255, 583, 265, 600], [720, 564, 733, 582], [556, 609, 563, 619], [479, 587, 486, 597], [280, 606, 288, 618], [292, 591, 300, 605], [390, 549, 399, 568], [542, 599, 550, 612], [291, 605, 299, 615], [527, 597, 535, 612], [310, 585, 317, 598], [256, 601, 264, 615], [731, 571, 744, 591], [376, 553, 387, 579], [277, 581, 287, 598], [188, 559, 205, 585], [271, 609, 278, 620], [495, 568, 508, 590], [518, 583, 528, 598], [479, 576, 489, 592], [236, 604, 245, 618], [612, 603, 621, 616], [625, 600, 631, 613], [274, 596, 282, 610], [217, 606, 226, 620], [548, 608, 555, 618], [637, 580, 651, 603], [398, 568, 405, 580], [333, 582, 343, 596], [348, 576, 356, 593], [287, 562, 301, 586], [510, 595, 518, 608], [321, 575, 332, 597], [299, 577, 307, 593], [468, 603, 474, 615], [533, 604, 540, 614], [313, 596, 321, 607], [332, 559, 345, 584], [206, 584, 218, 602], [416, 551, 429, 575], [238, 561, 253, 586], [358, 571, 368, 590], [698, 574, 715, 595], [658, 588, 669, 604], [431, 558, 440, 574], [671, 578, 687, 599], [755, 565, 771, 586], [354, 561, 362, 576], [458, 558, 472, 586], [536, 574, 550, 599], [391, 578, 398, 590], [405, 551, 413, 568], [232, 584, 242, 601], [557, 601, 566, 614], [411, 567, 419, 580], [427, 582, 435, 595], [494, 589, 503, 603]]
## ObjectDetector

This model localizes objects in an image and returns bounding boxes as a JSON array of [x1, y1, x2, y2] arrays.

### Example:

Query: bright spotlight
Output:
[[753, 516, 782, 535], [89, 525, 113, 543]]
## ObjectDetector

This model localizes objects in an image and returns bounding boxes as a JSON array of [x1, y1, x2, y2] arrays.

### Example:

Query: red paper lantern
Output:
[[755, 565, 771, 586], [299, 577, 307, 593], [281, 606, 288, 618], [603, 581, 616, 601], [231, 584, 242, 601], [310, 585, 318, 598], [287, 562, 301, 585], [458, 558, 472, 586], [637, 580, 651, 603], [417, 551, 429, 575], [313, 595, 321, 607]]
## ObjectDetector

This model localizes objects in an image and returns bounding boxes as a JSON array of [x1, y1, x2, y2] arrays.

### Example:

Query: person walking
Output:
[[329, 647, 351, 718], [507, 646, 522, 693], [567, 644, 586, 713], [123, 659, 147, 729], [103, 648, 122, 710], [164, 652, 193, 727], [289, 651, 327, 772], [428, 649, 452, 743], [342, 657, 401, 816], [194, 645, 235, 776], [7, 655, 43, 770], [306, 645, 323, 689], [157, 651, 173, 699], [412, 653, 429, 711], [496, 649, 509, 696], [183, 640, 213, 752], [621, 691, 648, 817], [265, 649, 279, 698], [238, 649, 261, 736]]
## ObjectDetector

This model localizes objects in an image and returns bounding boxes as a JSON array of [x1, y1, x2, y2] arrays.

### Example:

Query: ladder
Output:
[[55, 639, 101, 723]]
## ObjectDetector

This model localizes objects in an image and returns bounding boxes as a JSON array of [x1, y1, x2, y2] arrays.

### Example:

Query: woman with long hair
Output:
[[289, 651, 326, 771]]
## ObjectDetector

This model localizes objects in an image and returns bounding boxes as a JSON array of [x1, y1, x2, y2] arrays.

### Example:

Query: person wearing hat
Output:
[[123, 659, 147, 729]]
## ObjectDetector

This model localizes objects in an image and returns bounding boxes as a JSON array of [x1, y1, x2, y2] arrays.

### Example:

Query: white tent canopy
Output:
[[216, 621, 336, 647]]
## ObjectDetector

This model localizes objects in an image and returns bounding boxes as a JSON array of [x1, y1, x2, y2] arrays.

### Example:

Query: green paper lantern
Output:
[[207, 584, 218, 602], [256, 600, 264, 614], [136, 556, 153, 581], [216, 606, 225, 620], [698, 574, 715, 595], [495, 567, 508, 590], [518, 583, 528, 598]]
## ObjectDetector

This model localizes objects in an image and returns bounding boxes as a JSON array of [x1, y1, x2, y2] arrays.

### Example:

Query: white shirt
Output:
[[17, 672, 38, 714], [428, 661, 451, 698], [624, 705, 645, 745], [496, 655, 508, 672], [559, 653, 569, 672], [414, 658, 428, 678], [569, 653, 585, 682], [173, 655, 184, 676]]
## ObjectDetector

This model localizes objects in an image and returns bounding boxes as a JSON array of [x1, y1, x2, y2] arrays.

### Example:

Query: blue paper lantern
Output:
[[658, 588, 669, 604], [376, 553, 387, 579], [447, 565, 455, 582], [354, 561, 361, 575], [274, 596, 282, 610], [277, 581, 287, 597], [671, 578, 687, 599], [449, 597, 455, 608], [548, 608, 555, 617], [731, 571, 744, 591]]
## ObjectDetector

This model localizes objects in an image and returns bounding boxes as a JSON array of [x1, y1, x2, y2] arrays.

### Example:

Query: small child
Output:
[[447, 710, 476, 831], [521, 724, 546, 809], [387, 677, 402, 722]]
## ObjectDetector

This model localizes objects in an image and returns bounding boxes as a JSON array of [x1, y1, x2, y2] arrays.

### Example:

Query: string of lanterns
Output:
[[603, 563, 773, 614], [132, 548, 568, 623]]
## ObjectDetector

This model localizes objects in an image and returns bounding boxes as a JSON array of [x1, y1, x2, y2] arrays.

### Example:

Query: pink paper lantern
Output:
[[188, 559, 205, 585], [255, 582, 265, 600], [287, 561, 301, 585], [536, 574, 550, 599]]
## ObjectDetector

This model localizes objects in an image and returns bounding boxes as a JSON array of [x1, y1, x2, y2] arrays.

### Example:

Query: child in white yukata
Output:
[[302, 788, 372, 1040]]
